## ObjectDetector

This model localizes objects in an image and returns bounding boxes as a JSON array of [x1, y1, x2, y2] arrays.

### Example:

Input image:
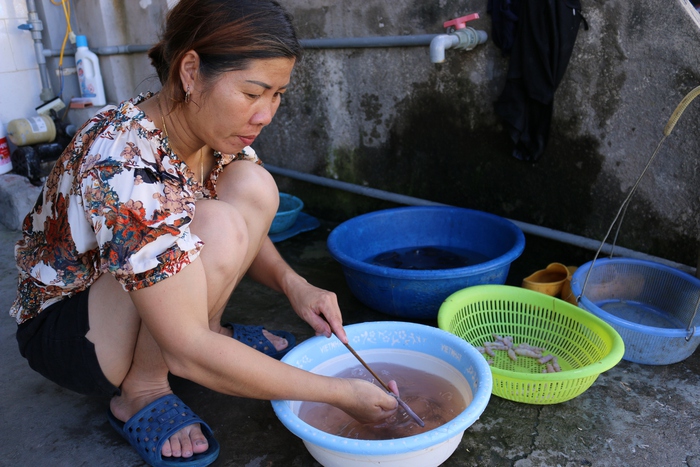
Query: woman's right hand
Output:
[[334, 378, 399, 424]]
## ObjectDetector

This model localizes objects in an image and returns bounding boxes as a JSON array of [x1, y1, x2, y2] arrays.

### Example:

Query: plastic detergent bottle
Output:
[[0, 120, 12, 175], [75, 35, 106, 107]]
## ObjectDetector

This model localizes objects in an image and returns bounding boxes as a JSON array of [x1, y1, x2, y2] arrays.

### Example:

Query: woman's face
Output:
[[191, 57, 295, 155]]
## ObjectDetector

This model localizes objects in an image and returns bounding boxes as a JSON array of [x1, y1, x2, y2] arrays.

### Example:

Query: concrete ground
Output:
[[1, 179, 699, 466]]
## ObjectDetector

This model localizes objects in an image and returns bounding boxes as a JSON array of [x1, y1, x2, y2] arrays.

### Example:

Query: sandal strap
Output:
[[224, 323, 296, 360], [230, 324, 272, 351]]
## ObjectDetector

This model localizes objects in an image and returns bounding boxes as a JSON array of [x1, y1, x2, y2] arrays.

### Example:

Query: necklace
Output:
[[198, 148, 204, 186], [157, 94, 205, 185]]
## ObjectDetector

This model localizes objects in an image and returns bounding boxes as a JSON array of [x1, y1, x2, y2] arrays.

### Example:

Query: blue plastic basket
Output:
[[327, 206, 525, 319], [570, 258, 700, 365], [270, 193, 304, 234]]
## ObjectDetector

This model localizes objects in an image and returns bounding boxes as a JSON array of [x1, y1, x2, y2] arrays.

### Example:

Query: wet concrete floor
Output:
[[1, 217, 699, 466]]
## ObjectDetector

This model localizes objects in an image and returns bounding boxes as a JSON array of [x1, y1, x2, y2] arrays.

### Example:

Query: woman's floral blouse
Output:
[[10, 93, 262, 324]]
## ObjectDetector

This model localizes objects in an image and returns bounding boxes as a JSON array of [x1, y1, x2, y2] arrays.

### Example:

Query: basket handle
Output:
[[687, 295, 699, 342], [577, 85, 700, 340]]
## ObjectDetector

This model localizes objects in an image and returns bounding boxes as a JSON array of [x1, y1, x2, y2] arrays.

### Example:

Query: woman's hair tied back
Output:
[[149, 0, 302, 103]]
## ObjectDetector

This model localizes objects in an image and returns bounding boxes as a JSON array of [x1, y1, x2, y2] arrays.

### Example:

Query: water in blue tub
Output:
[[298, 362, 469, 440]]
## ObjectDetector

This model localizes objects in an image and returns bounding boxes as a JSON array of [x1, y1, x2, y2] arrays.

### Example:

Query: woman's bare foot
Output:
[[110, 390, 209, 458], [261, 328, 288, 351], [216, 324, 289, 352]]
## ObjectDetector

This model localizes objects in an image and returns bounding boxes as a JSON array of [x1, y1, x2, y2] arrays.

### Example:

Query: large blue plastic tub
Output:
[[272, 321, 492, 466], [327, 206, 525, 319], [570, 257, 700, 365]]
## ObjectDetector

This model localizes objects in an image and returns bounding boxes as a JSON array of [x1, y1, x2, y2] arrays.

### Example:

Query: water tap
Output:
[[430, 13, 488, 63]]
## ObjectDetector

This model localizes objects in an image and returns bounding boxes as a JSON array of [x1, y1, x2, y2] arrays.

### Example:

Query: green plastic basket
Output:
[[438, 285, 625, 404]]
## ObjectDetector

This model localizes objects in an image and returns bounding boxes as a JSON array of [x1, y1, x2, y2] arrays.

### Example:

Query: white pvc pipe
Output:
[[265, 164, 696, 275], [429, 35, 459, 63], [25, 0, 54, 101], [42, 34, 443, 57], [300, 35, 438, 49], [43, 44, 152, 57]]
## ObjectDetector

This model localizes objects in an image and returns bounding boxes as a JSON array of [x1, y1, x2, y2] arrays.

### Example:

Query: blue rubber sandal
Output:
[[108, 394, 220, 467], [224, 323, 296, 360]]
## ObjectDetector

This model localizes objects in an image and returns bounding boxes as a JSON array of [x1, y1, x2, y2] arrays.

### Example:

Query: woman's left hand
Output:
[[245, 238, 348, 343], [286, 278, 348, 343]]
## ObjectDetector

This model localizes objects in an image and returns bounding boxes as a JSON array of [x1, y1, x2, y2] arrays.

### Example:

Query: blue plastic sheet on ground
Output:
[[269, 212, 320, 243]]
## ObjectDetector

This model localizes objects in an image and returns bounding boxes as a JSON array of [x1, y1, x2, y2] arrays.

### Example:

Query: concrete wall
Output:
[[5, 0, 700, 267], [260, 0, 700, 268]]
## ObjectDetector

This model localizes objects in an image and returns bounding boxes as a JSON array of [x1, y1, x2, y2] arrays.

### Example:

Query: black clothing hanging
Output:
[[493, 0, 587, 161], [487, 0, 521, 56]]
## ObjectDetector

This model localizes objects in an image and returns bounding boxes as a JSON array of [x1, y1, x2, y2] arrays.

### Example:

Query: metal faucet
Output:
[[430, 13, 488, 63]]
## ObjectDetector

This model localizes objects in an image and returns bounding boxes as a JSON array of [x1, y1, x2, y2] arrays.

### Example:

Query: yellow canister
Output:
[[6, 115, 56, 146]]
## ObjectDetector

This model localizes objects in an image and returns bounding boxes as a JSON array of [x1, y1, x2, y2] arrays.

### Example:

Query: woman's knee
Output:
[[216, 161, 279, 221]]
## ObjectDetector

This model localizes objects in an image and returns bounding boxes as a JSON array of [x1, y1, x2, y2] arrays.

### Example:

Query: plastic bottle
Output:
[[0, 120, 12, 175], [6, 115, 56, 146], [75, 35, 106, 107]]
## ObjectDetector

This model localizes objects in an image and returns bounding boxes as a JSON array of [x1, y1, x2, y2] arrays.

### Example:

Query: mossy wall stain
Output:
[[325, 80, 604, 236], [330, 146, 362, 183], [360, 93, 383, 142]]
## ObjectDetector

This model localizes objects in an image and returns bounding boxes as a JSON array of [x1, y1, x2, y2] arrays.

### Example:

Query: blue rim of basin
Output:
[[271, 321, 493, 456], [327, 206, 525, 280]]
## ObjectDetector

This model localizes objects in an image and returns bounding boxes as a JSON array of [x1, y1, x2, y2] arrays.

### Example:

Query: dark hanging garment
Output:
[[487, 0, 521, 56], [494, 0, 587, 162]]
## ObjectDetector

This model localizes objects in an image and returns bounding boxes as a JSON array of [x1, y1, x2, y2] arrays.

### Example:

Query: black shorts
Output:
[[16, 288, 121, 397]]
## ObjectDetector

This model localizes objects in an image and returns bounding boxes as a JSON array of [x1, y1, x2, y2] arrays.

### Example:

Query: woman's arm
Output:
[[245, 237, 348, 343], [129, 257, 396, 422]]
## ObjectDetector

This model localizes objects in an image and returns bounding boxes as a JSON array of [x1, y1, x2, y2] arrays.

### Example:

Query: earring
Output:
[[184, 85, 191, 104]]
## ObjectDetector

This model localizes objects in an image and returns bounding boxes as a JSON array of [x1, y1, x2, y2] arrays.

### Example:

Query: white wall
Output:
[[0, 0, 44, 127], [0, 0, 167, 131]]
